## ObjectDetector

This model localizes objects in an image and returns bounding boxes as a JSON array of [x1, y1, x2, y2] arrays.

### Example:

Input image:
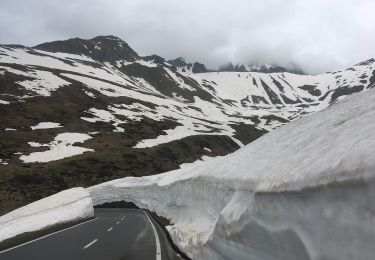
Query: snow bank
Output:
[[0, 188, 94, 243], [88, 88, 375, 260]]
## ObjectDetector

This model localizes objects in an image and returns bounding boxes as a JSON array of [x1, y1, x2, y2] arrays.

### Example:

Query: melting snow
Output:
[[20, 133, 93, 163], [135, 59, 158, 68], [30, 122, 62, 130], [204, 147, 212, 152], [16, 70, 71, 96], [85, 91, 96, 98], [0, 159, 8, 165], [0, 100, 10, 105]]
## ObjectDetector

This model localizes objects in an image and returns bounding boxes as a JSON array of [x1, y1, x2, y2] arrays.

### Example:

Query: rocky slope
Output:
[[0, 35, 374, 214]]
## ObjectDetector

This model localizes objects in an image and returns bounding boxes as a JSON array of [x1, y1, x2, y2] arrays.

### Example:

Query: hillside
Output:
[[0, 35, 374, 214]]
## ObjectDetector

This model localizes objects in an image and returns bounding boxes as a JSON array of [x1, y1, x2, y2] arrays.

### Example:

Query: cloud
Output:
[[0, 0, 374, 74]]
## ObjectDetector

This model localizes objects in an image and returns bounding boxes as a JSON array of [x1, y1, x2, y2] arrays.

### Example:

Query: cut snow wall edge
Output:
[[86, 89, 375, 259], [0, 187, 94, 243], [87, 175, 375, 260]]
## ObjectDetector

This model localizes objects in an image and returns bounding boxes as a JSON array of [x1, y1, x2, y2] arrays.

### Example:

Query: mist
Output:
[[0, 0, 374, 74]]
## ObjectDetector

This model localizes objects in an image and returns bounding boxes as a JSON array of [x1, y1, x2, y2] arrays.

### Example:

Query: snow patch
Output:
[[16, 70, 71, 96], [203, 147, 212, 152], [0, 100, 10, 105], [134, 124, 213, 148], [0, 159, 8, 165], [84, 91, 96, 98], [135, 59, 158, 68], [20, 133, 93, 163], [30, 122, 62, 130]]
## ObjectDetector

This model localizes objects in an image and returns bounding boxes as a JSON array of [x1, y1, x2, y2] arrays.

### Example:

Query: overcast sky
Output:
[[0, 0, 374, 74]]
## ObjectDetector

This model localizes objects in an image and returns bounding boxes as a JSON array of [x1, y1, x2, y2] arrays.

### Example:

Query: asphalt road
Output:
[[0, 209, 175, 260]]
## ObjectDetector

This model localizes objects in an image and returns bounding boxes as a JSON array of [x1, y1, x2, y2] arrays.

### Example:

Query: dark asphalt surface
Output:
[[0, 209, 164, 260]]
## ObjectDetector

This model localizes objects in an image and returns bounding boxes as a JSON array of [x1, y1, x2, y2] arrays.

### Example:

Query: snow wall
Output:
[[0, 187, 94, 243], [89, 88, 375, 260]]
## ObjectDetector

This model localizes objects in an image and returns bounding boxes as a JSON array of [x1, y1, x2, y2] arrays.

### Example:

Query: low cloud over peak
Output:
[[1, 0, 374, 74]]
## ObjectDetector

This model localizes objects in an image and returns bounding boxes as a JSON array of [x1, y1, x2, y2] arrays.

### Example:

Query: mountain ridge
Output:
[[30, 35, 304, 74], [0, 35, 374, 214], [34, 35, 139, 62]]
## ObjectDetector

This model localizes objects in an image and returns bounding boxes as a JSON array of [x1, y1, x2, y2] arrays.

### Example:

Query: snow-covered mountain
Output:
[[0, 35, 374, 213], [167, 57, 208, 74], [218, 62, 305, 74]]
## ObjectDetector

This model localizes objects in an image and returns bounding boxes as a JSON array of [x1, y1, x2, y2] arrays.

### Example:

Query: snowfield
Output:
[[0, 188, 93, 244], [88, 89, 375, 260]]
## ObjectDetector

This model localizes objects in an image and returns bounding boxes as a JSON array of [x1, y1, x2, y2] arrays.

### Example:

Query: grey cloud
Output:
[[0, 0, 374, 74]]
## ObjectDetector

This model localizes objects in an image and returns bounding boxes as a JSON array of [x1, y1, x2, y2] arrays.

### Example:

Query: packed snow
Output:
[[178, 155, 215, 170], [30, 122, 62, 130], [88, 88, 375, 260], [0, 188, 93, 243], [20, 133, 93, 163]]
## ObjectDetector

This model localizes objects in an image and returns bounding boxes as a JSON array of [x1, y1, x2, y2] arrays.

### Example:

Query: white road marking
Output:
[[144, 211, 161, 260], [0, 218, 97, 254], [107, 227, 113, 232], [83, 239, 98, 249]]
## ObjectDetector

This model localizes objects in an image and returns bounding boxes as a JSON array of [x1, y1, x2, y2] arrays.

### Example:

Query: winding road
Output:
[[0, 209, 180, 260]]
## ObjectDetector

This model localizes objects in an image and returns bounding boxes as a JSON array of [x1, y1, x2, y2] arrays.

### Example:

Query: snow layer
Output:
[[20, 133, 93, 163], [88, 88, 375, 260], [30, 122, 62, 130], [0, 188, 93, 243]]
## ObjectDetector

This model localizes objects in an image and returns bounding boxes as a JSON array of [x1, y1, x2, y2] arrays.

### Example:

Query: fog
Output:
[[1, 0, 374, 73]]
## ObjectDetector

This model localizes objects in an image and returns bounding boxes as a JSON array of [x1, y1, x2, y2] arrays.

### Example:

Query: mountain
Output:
[[34, 35, 139, 62], [219, 62, 305, 74], [0, 35, 374, 213], [167, 57, 208, 73]]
